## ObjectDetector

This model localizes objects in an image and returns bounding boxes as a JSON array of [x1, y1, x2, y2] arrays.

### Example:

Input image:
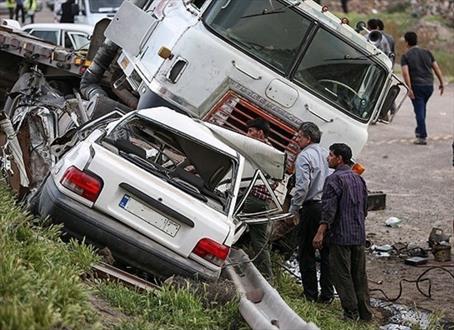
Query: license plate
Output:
[[119, 194, 181, 237]]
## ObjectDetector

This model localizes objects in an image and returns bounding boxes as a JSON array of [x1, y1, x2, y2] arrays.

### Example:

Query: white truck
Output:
[[103, 0, 404, 174]]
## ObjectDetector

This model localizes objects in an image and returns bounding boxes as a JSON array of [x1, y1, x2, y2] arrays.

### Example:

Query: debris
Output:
[[404, 257, 428, 266], [428, 227, 451, 262], [432, 245, 451, 262], [375, 244, 393, 252], [385, 217, 402, 228]]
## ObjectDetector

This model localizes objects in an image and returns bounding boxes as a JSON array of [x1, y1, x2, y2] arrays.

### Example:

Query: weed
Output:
[[0, 182, 101, 330]]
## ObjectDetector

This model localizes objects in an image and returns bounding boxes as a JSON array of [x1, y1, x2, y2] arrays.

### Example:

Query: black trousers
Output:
[[15, 4, 26, 23], [330, 244, 372, 321], [298, 203, 333, 301]]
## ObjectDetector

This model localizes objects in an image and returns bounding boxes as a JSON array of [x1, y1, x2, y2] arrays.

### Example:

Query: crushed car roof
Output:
[[134, 107, 286, 179]]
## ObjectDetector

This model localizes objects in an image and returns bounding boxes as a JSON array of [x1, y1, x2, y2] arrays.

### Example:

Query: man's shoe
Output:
[[317, 296, 334, 305], [413, 138, 427, 145], [343, 310, 360, 321]]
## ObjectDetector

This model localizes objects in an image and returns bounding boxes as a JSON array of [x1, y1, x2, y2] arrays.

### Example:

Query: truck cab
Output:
[[106, 0, 402, 171]]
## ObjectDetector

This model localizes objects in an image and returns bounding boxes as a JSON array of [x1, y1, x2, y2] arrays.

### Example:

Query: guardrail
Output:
[[225, 249, 319, 330]]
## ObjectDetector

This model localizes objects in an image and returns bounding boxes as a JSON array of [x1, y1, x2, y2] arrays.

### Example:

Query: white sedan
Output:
[[37, 107, 288, 280], [22, 23, 93, 49]]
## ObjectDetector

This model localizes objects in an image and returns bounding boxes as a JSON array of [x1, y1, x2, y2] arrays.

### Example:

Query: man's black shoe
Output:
[[317, 296, 334, 305], [343, 310, 360, 321]]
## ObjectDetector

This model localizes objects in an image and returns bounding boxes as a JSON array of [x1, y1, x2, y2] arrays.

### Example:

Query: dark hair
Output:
[[367, 18, 379, 30], [376, 18, 384, 30], [247, 118, 270, 137], [329, 143, 353, 164], [298, 122, 321, 143], [404, 31, 417, 46]]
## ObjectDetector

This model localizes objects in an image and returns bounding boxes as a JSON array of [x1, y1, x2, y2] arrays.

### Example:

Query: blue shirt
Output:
[[289, 143, 329, 214], [321, 164, 368, 245]]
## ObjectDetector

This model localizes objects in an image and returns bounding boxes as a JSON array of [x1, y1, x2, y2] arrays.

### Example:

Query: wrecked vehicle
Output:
[[36, 106, 287, 280], [105, 0, 405, 173]]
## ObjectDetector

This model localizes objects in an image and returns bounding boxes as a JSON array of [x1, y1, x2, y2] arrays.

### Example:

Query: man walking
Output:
[[313, 143, 372, 321], [289, 122, 333, 303], [242, 118, 275, 280], [401, 31, 444, 145]]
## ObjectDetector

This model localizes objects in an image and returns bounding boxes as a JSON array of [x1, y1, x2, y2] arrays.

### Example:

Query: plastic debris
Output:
[[385, 217, 402, 228]]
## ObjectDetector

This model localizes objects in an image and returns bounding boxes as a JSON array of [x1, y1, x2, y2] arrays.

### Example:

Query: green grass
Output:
[[96, 281, 244, 330], [0, 182, 101, 329]]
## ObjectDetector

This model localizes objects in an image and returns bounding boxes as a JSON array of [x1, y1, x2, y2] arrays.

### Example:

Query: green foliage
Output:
[[97, 281, 243, 330], [0, 183, 101, 330]]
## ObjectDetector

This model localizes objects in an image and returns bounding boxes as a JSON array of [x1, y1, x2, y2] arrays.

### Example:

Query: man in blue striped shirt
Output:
[[289, 122, 333, 303], [313, 143, 372, 321]]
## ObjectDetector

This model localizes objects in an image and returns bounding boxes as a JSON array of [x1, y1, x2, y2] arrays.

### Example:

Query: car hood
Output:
[[204, 122, 286, 180]]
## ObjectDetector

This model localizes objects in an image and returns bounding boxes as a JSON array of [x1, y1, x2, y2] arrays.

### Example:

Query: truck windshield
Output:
[[204, 0, 310, 74], [89, 0, 123, 13], [293, 28, 386, 121], [204, 0, 387, 121]]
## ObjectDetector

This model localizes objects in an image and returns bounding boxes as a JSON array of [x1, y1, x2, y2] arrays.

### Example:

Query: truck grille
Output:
[[204, 91, 300, 173]]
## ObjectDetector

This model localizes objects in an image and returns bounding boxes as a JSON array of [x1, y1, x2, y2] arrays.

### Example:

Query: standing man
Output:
[[25, 0, 37, 24], [243, 118, 275, 280], [313, 143, 372, 321], [15, 0, 26, 24], [289, 122, 333, 303], [401, 31, 444, 145], [376, 19, 395, 66], [6, 0, 15, 19], [60, 0, 76, 23]]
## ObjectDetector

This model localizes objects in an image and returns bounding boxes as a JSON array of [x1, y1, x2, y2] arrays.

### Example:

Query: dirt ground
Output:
[[359, 83, 454, 321]]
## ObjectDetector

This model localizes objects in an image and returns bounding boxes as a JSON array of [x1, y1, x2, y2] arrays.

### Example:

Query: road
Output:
[[360, 84, 453, 246]]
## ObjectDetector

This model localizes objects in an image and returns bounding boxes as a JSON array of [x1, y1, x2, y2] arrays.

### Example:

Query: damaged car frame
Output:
[[24, 104, 287, 280]]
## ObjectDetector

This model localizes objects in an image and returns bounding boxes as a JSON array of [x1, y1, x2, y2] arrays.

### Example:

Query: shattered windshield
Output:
[[293, 28, 386, 121], [203, 0, 310, 74], [103, 115, 236, 213], [88, 0, 123, 13]]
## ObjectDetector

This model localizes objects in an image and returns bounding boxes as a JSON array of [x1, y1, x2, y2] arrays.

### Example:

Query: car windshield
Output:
[[88, 0, 123, 13], [203, 0, 310, 73], [103, 115, 237, 213]]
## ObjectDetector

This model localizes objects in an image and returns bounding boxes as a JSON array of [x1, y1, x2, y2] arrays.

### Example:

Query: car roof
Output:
[[136, 107, 286, 179], [22, 23, 94, 34]]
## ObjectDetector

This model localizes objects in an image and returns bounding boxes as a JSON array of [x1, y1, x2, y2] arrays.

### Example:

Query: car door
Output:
[[232, 168, 292, 242], [64, 30, 90, 49]]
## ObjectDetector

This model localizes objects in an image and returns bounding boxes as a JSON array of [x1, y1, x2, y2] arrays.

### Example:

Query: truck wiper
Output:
[[240, 1, 301, 19]]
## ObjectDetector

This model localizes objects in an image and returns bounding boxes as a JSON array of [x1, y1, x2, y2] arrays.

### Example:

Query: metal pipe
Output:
[[79, 0, 150, 101]]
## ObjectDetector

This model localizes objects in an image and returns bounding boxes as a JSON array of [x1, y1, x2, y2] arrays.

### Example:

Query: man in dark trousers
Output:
[[60, 0, 76, 23], [289, 122, 333, 303], [15, 0, 26, 23], [401, 31, 444, 145], [313, 143, 372, 321], [242, 118, 275, 280]]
